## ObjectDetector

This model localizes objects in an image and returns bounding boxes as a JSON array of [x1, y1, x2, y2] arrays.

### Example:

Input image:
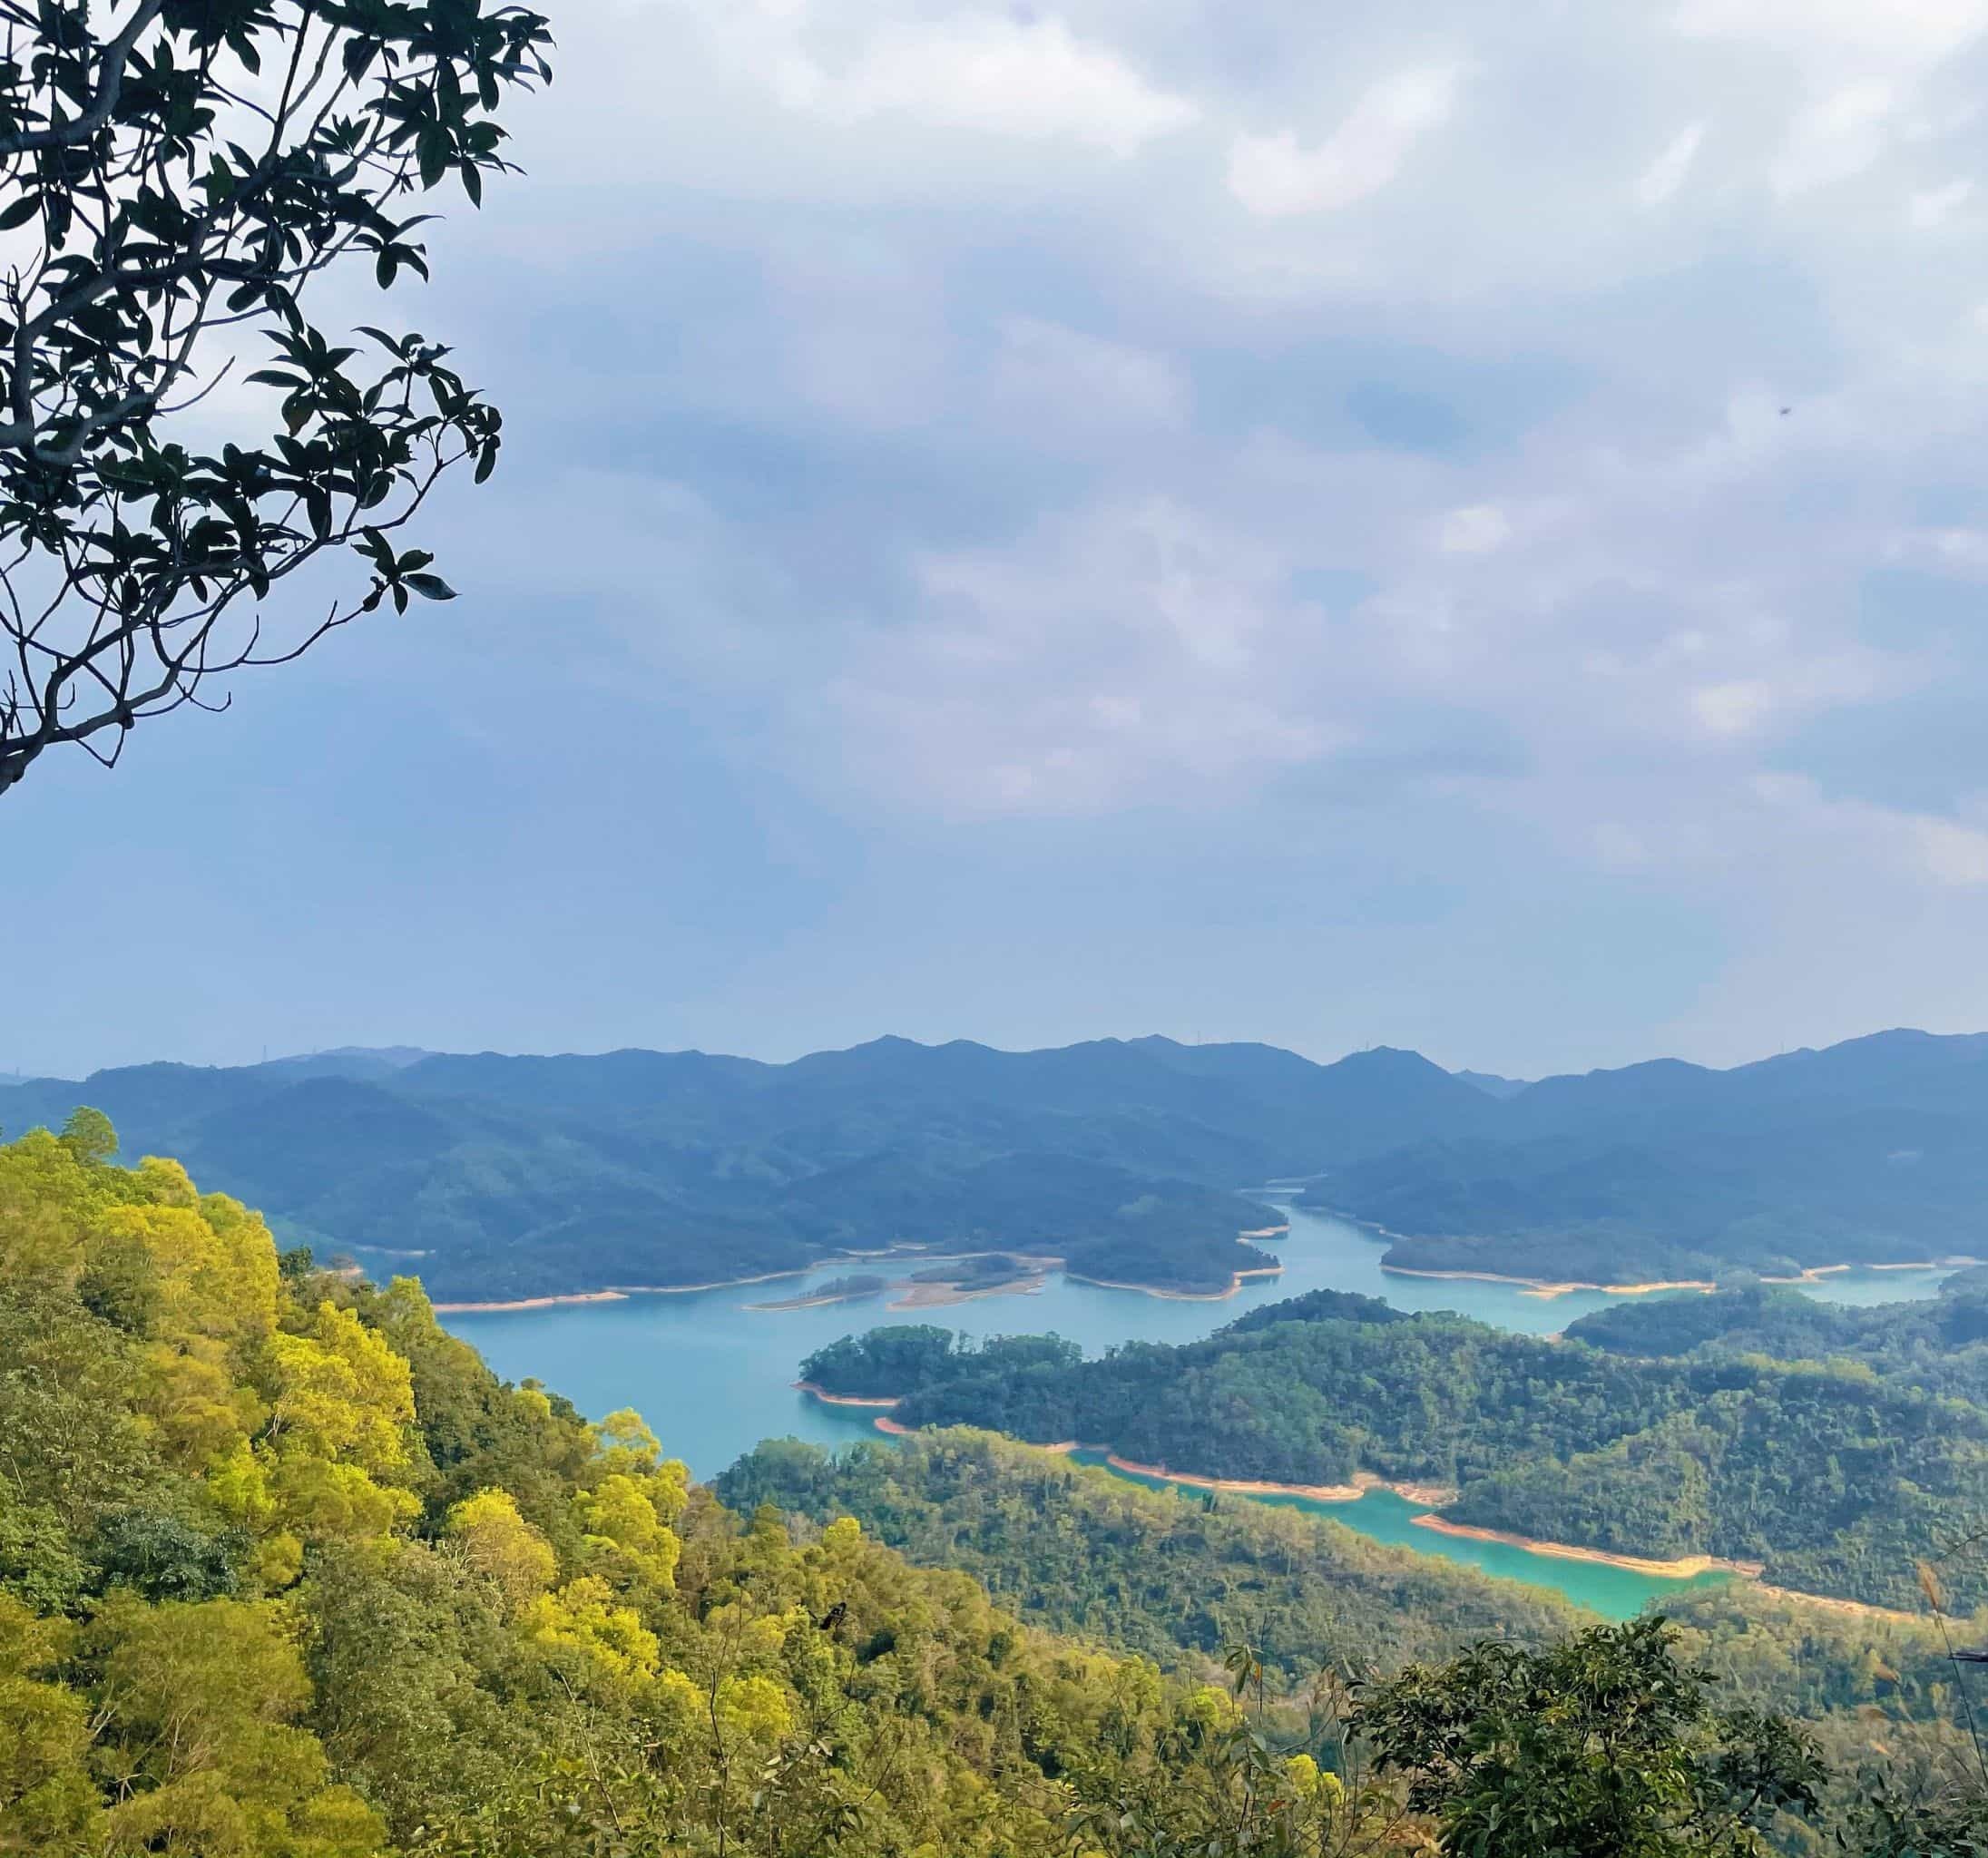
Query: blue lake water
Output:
[[440, 1198, 1950, 1613]]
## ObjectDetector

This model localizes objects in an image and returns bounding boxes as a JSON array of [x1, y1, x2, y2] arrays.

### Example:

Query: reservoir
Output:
[[441, 1198, 1947, 1616]]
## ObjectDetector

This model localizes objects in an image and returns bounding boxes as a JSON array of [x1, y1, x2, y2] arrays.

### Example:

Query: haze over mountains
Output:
[[4, 1028, 1985, 1298]]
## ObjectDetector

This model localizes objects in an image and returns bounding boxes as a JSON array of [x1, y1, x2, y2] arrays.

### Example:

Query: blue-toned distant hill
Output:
[[1303, 1028, 1988, 1280], [10, 1028, 1988, 1300], [0, 1036, 1496, 1301]]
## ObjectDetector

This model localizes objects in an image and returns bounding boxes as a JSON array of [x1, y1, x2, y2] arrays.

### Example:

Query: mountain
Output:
[[11, 1026, 1988, 1300], [14, 1034, 1480, 1300], [1305, 1028, 1988, 1281], [1454, 1069, 1529, 1099]]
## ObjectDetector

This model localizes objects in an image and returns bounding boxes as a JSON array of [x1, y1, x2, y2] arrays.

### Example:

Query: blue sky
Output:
[[11, 0, 1988, 1081]]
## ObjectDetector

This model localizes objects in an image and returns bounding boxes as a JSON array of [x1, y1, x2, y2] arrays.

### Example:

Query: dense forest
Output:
[[6, 1120, 1988, 1852], [16, 1024, 1988, 1302], [720, 1426, 1988, 1808], [720, 1428, 1599, 1683], [0, 1118, 1387, 1855], [803, 1287, 1988, 1612], [0, 1048, 1288, 1300]]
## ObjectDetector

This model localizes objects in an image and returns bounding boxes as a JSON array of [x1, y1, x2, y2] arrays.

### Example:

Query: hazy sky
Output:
[[10, 0, 1988, 1081]]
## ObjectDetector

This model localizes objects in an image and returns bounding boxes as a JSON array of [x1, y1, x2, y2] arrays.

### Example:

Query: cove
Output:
[[1073, 1453, 1736, 1622], [439, 1198, 1948, 1615]]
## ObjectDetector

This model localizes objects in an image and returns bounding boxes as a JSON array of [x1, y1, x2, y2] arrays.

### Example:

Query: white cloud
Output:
[[1914, 815, 1988, 885], [1910, 177, 1973, 226], [1692, 680, 1777, 736], [1228, 66, 1460, 217], [1438, 504, 1512, 554], [1770, 83, 1893, 196], [1670, 0, 1988, 68], [1636, 122, 1706, 206], [770, 12, 1199, 157]]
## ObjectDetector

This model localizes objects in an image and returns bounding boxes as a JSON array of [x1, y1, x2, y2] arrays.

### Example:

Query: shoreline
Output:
[[793, 1381, 902, 1409], [888, 1275, 1046, 1311], [1380, 1265, 1717, 1300], [1096, 1453, 1459, 1510], [749, 1288, 886, 1313], [1067, 1261, 1285, 1303], [863, 1419, 1914, 1617], [1381, 1257, 1975, 1303], [1408, 1514, 1763, 1580], [435, 1268, 816, 1314], [433, 1236, 1315, 1319]]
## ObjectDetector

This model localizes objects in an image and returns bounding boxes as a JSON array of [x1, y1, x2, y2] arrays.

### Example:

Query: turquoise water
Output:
[[440, 1199, 1947, 1613], [1078, 1456, 1735, 1621]]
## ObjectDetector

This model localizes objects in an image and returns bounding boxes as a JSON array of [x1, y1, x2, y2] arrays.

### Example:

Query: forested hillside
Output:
[[722, 1427, 1988, 1810], [15, 1026, 1988, 1300], [1305, 1029, 1988, 1282], [806, 1289, 1988, 1612], [718, 1428, 1591, 1684], [0, 1119, 1373, 1854], [7, 1120, 1988, 1853], [0, 1043, 1307, 1299]]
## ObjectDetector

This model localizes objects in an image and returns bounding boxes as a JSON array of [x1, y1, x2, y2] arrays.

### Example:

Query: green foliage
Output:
[[4, 1119, 1981, 1856], [1356, 1618, 1827, 1856], [2, 1059, 1285, 1299], [0, 1, 553, 797], [718, 1428, 1591, 1686], [868, 1298, 1988, 1611], [0, 1120, 1389, 1857]]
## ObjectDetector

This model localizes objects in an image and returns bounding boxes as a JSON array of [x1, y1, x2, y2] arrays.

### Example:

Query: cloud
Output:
[[1910, 176, 1973, 226], [1228, 66, 1461, 217], [1636, 122, 1705, 205], [364, 0, 1988, 1059], [768, 11, 1200, 157], [1770, 83, 1894, 195], [1438, 504, 1512, 554], [1670, 0, 1988, 67]]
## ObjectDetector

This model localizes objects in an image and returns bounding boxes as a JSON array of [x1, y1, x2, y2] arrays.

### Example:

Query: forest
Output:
[[0, 1052, 1280, 1301], [5, 1120, 1988, 1853], [720, 1426, 1988, 1807], [804, 1285, 1988, 1612], [17, 1023, 1988, 1304]]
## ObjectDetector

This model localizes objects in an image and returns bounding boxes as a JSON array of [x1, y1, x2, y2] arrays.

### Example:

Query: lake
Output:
[[441, 1198, 1949, 1617]]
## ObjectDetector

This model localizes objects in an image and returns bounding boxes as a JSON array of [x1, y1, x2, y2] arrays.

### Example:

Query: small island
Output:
[[748, 1273, 890, 1312], [891, 1253, 1049, 1308]]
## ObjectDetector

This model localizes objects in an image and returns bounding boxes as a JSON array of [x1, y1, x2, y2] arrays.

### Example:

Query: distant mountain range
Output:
[[5, 1029, 1985, 1297]]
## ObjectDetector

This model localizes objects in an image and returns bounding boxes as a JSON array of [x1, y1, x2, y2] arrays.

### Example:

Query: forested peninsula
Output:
[[799, 1281, 1988, 1614]]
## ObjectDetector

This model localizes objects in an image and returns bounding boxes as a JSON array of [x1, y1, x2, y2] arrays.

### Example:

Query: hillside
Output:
[[12, 1025, 1988, 1298], [0, 1118, 1389, 1855], [809, 1284, 1988, 1614], [0, 1036, 1492, 1300], [5, 1120, 1984, 1852]]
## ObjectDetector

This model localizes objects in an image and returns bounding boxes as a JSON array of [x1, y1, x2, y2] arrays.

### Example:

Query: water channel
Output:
[[442, 1198, 1948, 1617]]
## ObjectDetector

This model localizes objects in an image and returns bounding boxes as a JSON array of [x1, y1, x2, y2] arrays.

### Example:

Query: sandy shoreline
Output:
[[1409, 1514, 1763, 1580], [1067, 1262, 1285, 1303], [888, 1275, 1046, 1310], [1098, 1454, 1459, 1509], [435, 1232, 1308, 1318], [860, 1421, 1915, 1615], [1382, 1258, 1976, 1302], [1381, 1265, 1718, 1300], [793, 1381, 902, 1409], [434, 1268, 816, 1314]]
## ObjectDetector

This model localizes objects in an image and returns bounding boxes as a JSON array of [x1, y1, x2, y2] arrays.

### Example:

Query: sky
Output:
[[10, 0, 1988, 1081]]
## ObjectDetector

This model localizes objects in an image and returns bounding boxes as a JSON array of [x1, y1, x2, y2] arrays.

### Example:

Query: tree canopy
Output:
[[0, 0, 552, 798]]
